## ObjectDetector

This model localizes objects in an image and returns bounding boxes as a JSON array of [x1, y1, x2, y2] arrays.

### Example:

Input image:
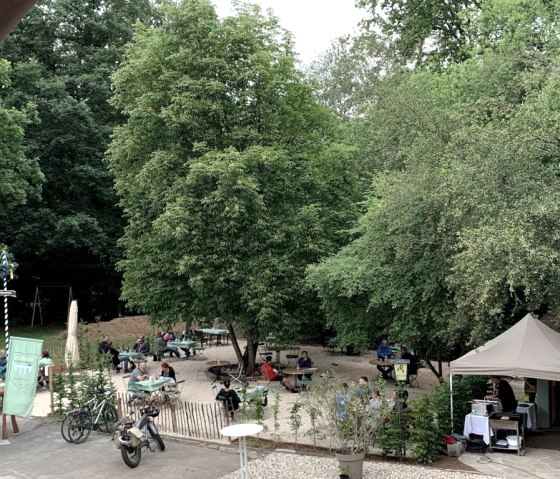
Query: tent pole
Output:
[[450, 374, 454, 432]]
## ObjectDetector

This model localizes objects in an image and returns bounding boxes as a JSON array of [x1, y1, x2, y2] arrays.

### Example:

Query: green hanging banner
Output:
[[3, 336, 43, 416]]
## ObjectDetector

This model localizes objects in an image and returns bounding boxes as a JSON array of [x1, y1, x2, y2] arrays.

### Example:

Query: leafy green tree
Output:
[[309, 28, 560, 376], [0, 59, 43, 211], [0, 0, 153, 321], [357, 0, 560, 67], [109, 0, 359, 367]]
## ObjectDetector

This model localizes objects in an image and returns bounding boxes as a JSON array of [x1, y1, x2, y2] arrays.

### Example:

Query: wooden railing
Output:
[[115, 392, 231, 441]]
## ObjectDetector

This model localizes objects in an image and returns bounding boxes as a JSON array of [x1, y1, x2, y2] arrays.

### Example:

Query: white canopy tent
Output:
[[449, 313, 560, 424]]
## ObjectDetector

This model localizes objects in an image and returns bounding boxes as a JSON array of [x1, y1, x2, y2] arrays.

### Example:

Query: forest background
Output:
[[2, 0, 560, 373]]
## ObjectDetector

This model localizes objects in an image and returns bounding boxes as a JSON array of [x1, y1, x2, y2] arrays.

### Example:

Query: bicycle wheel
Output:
[[99, 404, 118, 433], [67, 411, 92, 444], [60, 413, 76, 443], [120, 444, 141, 468], [148, 425, 165, 451]]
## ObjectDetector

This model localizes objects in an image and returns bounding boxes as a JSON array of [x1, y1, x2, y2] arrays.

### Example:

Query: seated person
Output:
[[399, 346, 417, 384], [216, 379, 241, 418], [296, 350, 313, 379], [296, 350, 313, 368], [132, 335, 150, 355], [487, 376, 517, 413], [0, 348, 7, 377], [369, 389, 384, 415], [98, 334, 122, 372], [163, 327, 181, 358], [160, 362, 176, 381], [376, 339, 394, 380], [127, 361, 149, 404], [37, 351, 53, 388], [336, 382, 350, 420], [261, 356, 295, 392], [155, 331, 181, 359]]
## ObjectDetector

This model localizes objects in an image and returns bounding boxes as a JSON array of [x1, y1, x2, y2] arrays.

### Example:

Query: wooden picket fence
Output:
[[115, 392, 231, 441]]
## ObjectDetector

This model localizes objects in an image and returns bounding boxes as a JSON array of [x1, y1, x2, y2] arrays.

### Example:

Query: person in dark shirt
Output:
[[376, 339, 393, 380], [98, 334, 121, 372], [399, 346, 417, 384], [487, 376, 517, 413], [216, 380, 241, 418], [160, 362, 176, 381]]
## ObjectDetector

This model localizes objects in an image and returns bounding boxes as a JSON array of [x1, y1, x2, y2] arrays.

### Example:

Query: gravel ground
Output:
[[216, 452, 497, 479]]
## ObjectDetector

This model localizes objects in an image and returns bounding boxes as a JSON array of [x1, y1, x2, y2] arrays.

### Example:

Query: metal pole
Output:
[[2, 250, 9, 356], [450, 374, 454, 431]]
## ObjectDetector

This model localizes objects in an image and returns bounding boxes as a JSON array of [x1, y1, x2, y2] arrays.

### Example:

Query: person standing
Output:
[[487, 376, 517, 413]]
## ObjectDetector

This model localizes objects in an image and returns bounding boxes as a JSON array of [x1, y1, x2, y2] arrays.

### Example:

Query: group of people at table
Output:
[[98, 327, 198, 373], [374, 339, 418, 384]]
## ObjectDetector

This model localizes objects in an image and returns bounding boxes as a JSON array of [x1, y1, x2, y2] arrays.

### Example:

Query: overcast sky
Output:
[[212, 0, 366, 64]]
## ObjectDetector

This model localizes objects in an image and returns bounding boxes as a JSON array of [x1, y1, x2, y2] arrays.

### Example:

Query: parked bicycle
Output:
[[61, 391, 119, 444], [114, 402, 165, 468]]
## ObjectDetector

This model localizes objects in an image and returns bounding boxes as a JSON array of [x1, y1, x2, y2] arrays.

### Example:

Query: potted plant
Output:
[[302, 372, 378, 479]]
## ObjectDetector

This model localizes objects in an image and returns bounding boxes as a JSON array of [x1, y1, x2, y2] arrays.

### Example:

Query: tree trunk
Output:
[[424, 358, 444, 383], [245, 329, 257, 371], [228, 324, 244, 365], [227, 324, 258, 370]]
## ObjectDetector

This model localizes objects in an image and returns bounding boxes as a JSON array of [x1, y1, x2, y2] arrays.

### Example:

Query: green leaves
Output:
[[109, 1, 360, 363]]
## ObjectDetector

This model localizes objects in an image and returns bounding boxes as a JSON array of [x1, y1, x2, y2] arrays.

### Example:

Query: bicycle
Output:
[[114, 402, 165, 468], [61, 391, 119, 444]]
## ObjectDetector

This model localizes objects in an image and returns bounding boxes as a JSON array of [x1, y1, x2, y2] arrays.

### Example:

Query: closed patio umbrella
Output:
[[65, 300, 80, 367]]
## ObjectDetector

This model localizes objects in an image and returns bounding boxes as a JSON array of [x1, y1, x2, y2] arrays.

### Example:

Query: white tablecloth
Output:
[[516, 402, 537, 431], [463, 413, 493, 445]]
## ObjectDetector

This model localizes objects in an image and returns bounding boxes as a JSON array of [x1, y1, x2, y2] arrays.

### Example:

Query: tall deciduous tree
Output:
[[309, 32, 560, 378], [0, 0, 153, 321], [108, 0, 359, 367]]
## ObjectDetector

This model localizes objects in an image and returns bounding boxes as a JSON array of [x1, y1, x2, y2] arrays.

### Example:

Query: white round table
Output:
[[220, 423, 263, 479]]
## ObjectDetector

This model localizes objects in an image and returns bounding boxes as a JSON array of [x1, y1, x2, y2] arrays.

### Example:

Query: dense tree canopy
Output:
[[108, 0, 359, 366], [0, 60, 43, 212], [0, 0, 153, 321], [308, 0, 560, 375]]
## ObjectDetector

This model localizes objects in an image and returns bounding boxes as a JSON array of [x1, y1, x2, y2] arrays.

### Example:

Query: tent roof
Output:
[[450, 313, 560, 381]]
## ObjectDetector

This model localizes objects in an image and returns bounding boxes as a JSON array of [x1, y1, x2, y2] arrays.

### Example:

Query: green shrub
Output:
[[410, 394, 442, 463]]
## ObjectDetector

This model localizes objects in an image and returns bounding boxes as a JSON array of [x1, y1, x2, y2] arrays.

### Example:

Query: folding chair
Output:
[[161, 379, 185, 405], [285, 347, 300, 366], [296, 368, 315, 391], [195, 330, 210, 348], [225, 363, 246, 386], [192, 342, 207, 361]]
